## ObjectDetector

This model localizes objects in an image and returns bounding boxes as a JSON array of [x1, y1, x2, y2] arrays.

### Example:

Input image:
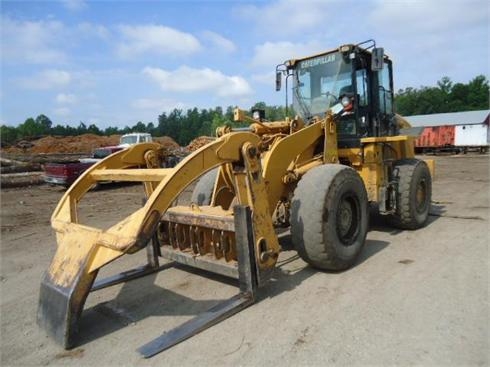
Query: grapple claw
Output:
[[37, 263, 97, 348]]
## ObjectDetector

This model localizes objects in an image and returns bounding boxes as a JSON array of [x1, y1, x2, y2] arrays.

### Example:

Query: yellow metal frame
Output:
[[43, 110, 423, 297], [39, 107, 429, 352], [49, 132, 285, 284]]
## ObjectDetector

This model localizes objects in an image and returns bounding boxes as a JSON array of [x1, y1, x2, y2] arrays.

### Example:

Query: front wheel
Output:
[[290, 165, 368, 271]]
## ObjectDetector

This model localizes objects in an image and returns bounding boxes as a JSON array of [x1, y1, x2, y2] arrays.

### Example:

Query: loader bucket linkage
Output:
[[37, 132, 280, 357]]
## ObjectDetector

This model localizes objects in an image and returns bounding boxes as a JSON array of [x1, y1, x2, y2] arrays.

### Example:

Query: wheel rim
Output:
[[415, 178, 427, 213], [336, 193, 360, 246]]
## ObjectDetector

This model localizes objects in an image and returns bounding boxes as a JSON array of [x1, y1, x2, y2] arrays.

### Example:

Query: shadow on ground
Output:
[[76, 222, 391, 349], [368, 203, 446, 234]]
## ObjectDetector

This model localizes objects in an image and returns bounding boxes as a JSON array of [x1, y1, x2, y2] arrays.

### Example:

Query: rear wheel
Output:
[[290, 165, 368, 271], [388, 159, 432, 229]]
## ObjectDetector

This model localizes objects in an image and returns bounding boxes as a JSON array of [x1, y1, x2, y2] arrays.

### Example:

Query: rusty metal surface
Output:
[[162, 206, 235, 231], [160, 247, 238, 279]]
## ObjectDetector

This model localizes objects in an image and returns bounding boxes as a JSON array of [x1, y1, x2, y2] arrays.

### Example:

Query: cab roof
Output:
[[285, 43, 390, 68]]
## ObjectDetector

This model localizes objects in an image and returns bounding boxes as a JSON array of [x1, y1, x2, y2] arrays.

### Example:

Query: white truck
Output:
[[118, 133, 153, 148]]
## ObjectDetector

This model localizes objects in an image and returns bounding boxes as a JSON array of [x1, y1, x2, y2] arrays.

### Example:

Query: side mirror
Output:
[[371, 47, 384, 71], [275, 71, 282, 91]]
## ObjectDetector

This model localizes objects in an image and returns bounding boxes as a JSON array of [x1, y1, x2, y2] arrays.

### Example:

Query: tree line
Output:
[[1, 75, 488, 147], [0, 103, 289, 147], [395, 75, 489, 115]]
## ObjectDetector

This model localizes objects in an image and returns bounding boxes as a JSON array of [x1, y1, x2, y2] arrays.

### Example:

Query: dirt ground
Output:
[[1, 154, 489, 366]]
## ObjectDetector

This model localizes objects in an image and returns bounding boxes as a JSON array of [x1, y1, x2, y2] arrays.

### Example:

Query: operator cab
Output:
[[277, 40, 397, 148]]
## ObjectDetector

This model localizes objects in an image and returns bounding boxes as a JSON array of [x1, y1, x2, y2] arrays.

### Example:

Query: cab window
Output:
[[378, 63, 393, 114], [356, 69, 368, 106]]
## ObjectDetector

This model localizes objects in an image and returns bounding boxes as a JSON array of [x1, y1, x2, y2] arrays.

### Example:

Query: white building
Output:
[[406, 110, 489, 150]]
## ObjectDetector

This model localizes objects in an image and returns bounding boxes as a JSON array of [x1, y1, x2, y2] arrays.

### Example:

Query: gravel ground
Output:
[[1, 154, 488, 366]]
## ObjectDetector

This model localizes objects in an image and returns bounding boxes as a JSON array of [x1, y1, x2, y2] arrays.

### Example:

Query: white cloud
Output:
[[251, 71, 276, 85], [1, 16, 114, 65], [370, 0, 488, 35], [367, 0, 489, 89], [131, 98, 186, 112], [201, 31, 236, 53], [1, 16, 66, 64], [56, 93, 77, 104], [117, 25, 201, 58], [86, 117, 100, 125], [143, 66, 253, 97], [236, 0, 338, 36], [53, 107, 71, 117], [77, 22, 110, 40], [60, 0, 87, 11], [18, 70, 72, 90], [251, 40, 324, 67]]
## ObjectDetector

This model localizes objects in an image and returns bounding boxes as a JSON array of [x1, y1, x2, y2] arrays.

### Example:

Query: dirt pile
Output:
[[2, 134, 120, 154], [153, 136, 180, 150], [1, 134, 181, 154], [187, 136, 216, 151]]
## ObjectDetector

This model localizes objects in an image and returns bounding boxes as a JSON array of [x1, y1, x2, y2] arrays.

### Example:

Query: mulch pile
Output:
[[186, 136, 216, 151], [2, 134, 180, 155], [2, 134, 120, 154], [153, 136, 180, 150]]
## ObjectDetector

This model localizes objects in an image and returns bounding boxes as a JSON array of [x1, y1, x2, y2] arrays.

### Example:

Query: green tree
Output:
[[395, 75, 490, 115], [0, 125, 18, 145], [77, 122, 87, 134], [465, 75, 489, 110], [18, 117, 43, 137], [437, 76, 452, 94], [132, 121, 146, 133], [104, 126, 121, 135], [210, 112, 227, 135], [87, 124, 101, 135], [146, 122, 156, 135], [35, 114, 53, 134]]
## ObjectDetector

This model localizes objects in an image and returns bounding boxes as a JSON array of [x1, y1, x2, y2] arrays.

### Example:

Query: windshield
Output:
[[293, 52, 352, 120], [120, 135, 138, 145]]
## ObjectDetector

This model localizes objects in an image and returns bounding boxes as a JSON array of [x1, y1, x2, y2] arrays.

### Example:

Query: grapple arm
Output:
[[38, 132, 280, 351]]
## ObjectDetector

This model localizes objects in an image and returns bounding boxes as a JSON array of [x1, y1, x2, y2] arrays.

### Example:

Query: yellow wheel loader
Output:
[[37, 40, 434, 357]]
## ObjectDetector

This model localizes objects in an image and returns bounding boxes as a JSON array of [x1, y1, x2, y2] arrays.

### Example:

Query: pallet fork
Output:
[[138, 205, 258, 357]]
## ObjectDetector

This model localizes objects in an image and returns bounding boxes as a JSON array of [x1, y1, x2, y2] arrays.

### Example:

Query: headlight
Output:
[[341, 96, 351, 107]]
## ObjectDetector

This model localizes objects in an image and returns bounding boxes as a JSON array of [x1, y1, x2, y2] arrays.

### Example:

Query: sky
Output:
[[1, 0, 489, 128]]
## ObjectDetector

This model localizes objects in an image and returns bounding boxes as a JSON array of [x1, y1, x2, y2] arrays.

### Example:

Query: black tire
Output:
[[190, 168, 218, 206], [388, 159, 432, 229], [290, 164, 369, 271]]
